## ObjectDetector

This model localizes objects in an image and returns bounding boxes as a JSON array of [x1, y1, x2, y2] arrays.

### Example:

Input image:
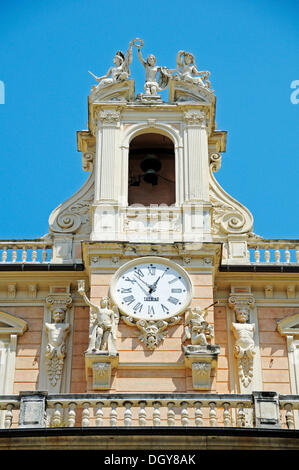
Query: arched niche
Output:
[[128, 132, 175, 206]]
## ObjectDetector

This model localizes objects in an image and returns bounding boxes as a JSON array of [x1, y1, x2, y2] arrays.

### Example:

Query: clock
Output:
[[110, 257, 193, 320]]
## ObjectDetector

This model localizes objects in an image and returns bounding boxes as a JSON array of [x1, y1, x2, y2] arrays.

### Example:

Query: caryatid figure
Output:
[[231, 305, 256, 387], [45, 308, 70, 387]]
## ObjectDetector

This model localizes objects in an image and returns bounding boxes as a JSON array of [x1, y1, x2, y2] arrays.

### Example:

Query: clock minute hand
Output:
[[134, 273, 151, 291]]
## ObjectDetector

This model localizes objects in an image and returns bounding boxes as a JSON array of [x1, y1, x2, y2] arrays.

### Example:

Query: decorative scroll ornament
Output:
[[209, 154, 253, 236], [49, 169, 94, 235], [229, 294, 256, 388]]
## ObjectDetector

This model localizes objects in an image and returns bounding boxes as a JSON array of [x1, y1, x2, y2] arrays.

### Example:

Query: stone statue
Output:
[[45, 308, 70, 387], [231, 305, 256, 388], [78, 281, 119, 355], [89, 40, 134, 90], [175, 50, 211, 89], [182, 304, 215, 347], [135, 39, 171, 96]]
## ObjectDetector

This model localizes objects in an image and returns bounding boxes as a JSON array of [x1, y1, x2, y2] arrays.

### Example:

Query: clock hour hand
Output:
[[149, 276, 161, 294]]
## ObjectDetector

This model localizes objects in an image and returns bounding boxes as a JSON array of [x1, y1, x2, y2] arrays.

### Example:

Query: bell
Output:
[[140, 154, 161, 186]]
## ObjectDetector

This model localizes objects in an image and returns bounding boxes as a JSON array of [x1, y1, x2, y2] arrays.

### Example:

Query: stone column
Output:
[[92, 108, 122, 240]]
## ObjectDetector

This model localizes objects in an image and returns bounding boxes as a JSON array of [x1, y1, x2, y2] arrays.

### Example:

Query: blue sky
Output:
[[0, 0, 298, 239]]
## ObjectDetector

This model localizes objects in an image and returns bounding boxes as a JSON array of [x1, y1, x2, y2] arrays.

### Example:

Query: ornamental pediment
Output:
[[277, 314, 299, 336], [0, 311, 27, 336]]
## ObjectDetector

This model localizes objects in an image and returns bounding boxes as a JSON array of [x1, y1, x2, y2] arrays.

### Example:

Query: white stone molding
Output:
[[90, 79, 135, 104], [0, 311, 27, 427], [277, 313, 299, 428], [169, 78, 215, 105]]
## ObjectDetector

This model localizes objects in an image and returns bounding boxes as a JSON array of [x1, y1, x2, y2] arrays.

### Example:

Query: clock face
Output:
[[110, 257, 193, 320]]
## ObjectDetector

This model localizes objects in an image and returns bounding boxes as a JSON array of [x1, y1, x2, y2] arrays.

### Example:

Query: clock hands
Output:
[[149, 276, 160, 294], [149, 268, 168, 293], [134, 273, 152, 292]]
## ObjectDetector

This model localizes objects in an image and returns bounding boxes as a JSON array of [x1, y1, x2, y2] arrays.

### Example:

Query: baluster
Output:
[[264, 247, 270, 263], [11, 247, 17, 263], [110, 402, 118, 427], [223, 403, 231, 427], [67, 403, 76, 427], [4, 404, 13, 429], [153, 401, 161, 427], [31, 246, 38, 263], [237, 403, 245, 427], [209, 402, 217, 427], [138, 401, 147, 426], [42, 247, 48, 263], [284, 247, 291, 263], [21, 246, 27, 263], [194, 401, 203, 427], [254, 248, 260, 263], [296, 246, 299, 264], [285, 404, 295, 429], [167, 402, 176, 427], [81, 402, 90, 427], [274, 249, 280, 263], [124, 401, 132, 427], [1, 247, 8, 263], [95, 402, 104, 427], [52, 403, 63, 427], [180, 401, 189, 427]]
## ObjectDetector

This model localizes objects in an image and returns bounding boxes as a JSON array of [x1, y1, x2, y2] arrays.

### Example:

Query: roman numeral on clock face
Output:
[[148, 265, 156, 275], [161, 304, 170, 313], [133, 302, 143, 313], [121, 288, 132, 294], [123, 295, 135, 305], [168, 296, 179, 305], [148, 305, 155, 316]]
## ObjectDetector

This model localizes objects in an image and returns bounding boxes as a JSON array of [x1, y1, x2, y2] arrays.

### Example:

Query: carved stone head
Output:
[[147, 54, 156, 66], [52, 308, 65, 323], [100, 296, 110, 308]]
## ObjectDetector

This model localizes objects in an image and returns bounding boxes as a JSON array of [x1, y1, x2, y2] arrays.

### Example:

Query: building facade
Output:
[[0, 40, 298, 450]]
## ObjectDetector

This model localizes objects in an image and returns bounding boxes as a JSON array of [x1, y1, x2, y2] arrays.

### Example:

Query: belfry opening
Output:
[[128, 132, 175, 206]]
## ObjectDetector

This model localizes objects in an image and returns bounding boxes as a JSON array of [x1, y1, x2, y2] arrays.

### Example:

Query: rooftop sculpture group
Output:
[[89, 38, 212, 100]]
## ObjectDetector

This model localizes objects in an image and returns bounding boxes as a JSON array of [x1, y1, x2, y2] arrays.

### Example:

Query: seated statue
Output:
[[89, 40, 133, 90], [175, 50, 211, 89]]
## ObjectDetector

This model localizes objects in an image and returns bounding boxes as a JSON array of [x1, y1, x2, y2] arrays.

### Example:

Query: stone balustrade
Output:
[[1, 392, 299, 430], [0, 240, 53, 264], [247, 240, 299, 265]]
